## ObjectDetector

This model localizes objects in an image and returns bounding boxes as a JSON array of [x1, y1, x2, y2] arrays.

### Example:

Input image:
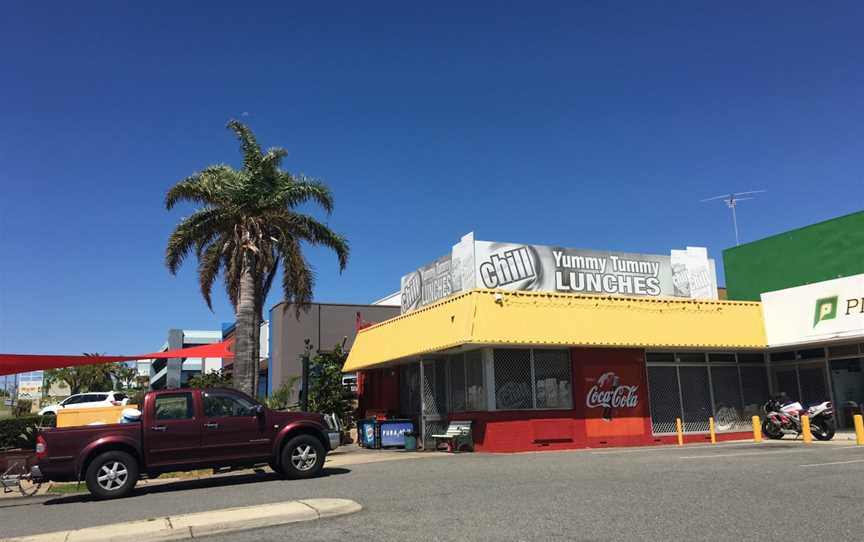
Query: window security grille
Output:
[[533, 349, 572, 409], [494, 349, 533, 410], [647, 366, 681, 434]]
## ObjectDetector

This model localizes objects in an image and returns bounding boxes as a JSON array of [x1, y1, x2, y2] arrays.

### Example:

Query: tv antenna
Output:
[[700, 190, 766, 246]]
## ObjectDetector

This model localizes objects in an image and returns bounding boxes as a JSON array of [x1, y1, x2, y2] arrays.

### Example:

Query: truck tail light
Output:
[[35, 435, 47, 460]]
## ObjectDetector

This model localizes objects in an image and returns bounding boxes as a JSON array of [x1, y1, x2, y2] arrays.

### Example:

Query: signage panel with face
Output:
[[762, 273, 864, 347]]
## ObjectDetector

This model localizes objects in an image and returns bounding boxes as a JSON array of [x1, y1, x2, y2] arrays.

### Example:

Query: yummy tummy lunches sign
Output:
[[400, 234, 718, 313]]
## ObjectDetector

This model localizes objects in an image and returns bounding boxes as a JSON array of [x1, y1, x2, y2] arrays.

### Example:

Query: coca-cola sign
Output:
[[585, 372, 639, 418]]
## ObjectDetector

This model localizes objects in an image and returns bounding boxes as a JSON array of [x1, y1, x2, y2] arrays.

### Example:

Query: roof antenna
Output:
[[700, 190, 766, 246]]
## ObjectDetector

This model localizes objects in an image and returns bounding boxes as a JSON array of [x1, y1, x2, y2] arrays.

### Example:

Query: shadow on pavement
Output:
[[42, 467, 351, 505]]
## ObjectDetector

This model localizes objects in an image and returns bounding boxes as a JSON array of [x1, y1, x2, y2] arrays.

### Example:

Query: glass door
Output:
[[830, 358, 864, 428]]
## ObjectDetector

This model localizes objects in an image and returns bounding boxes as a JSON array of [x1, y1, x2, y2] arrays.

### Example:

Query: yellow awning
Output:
[[344, 289, 767, 372]]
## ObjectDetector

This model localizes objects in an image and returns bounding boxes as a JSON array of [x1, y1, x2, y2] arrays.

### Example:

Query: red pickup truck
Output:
[[30, 388, 340, 499]]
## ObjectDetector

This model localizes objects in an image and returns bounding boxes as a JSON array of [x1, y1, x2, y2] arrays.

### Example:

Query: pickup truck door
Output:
[[147, 392, 202, 467], [200, 390, 272, 461]]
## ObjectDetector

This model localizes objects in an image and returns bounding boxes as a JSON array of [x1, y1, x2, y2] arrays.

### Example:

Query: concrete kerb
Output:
[[2, 498, 362, 542]]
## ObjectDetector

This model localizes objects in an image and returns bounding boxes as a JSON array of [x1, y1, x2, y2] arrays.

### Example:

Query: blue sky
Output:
[[1, 2, 862, 355]]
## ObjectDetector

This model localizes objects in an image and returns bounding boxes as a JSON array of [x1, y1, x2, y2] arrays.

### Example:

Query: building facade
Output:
[[145, 329, 223, 389], [267, 301, 400, 399], [346, 219, 864, 452]]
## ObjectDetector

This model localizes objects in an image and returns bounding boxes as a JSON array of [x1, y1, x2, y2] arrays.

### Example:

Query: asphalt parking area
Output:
[[3, 440, 863, 541]]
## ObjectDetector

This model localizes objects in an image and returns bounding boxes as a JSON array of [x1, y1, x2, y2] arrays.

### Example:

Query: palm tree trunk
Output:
[[234, 251, 257, 396]]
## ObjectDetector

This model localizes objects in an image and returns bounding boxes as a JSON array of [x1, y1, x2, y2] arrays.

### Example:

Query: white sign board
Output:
[[400, 233, 719, 313], [761, 273, 864, 347]]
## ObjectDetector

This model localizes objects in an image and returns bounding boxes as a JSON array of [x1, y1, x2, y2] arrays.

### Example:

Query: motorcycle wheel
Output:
[[812, 418, 836, 441], [762, 419, 784, 440]]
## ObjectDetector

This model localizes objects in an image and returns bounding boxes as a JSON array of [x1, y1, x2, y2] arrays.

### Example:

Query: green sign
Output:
[[814, 296, 838, 327]]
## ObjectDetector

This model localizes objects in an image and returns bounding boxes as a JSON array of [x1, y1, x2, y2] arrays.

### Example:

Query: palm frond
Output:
[[271, 213, 349, 271], [268, 173, 334, 214], [165, 165, 239, 210], [226, 120, 262, 172], [197, 234, 228, 310], [280, 237, 316, 312], [165, 207, 231, 274]]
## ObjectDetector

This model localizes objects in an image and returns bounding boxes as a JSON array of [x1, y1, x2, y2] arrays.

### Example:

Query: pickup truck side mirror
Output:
[[252, 404, 265, 417]]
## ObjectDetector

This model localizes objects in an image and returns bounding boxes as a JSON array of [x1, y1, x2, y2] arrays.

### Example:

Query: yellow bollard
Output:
[[676, 417, 684, 446], [709, 417, 717, 444], [854, 414, 864, 446], [801, 415, 812, 443], [752, 415, 762, 443]]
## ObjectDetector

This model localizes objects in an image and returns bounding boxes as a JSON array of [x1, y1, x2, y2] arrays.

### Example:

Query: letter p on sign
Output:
[[814, 296, 838, 327]]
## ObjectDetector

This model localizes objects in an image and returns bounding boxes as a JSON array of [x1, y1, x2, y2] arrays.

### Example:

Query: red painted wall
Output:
[[452, 348, 655, 452]]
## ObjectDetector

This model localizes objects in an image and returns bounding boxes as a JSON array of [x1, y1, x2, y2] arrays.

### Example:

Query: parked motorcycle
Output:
[[762, 397, 835, 441]]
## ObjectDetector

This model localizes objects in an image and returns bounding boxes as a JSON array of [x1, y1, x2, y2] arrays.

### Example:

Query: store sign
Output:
[[380, 422, 414, 447], [585, 371, 639, 420], [399, 234, 718, 313], [762, 273, 864, 347]]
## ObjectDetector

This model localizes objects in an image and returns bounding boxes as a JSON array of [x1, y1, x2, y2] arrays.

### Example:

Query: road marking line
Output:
[[589, 442, 763, 455], [799, 459, 864, 468], [679, 446, 858, 460]]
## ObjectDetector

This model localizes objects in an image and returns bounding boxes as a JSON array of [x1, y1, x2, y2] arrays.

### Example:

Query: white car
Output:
[[38, 391, 129, 416]]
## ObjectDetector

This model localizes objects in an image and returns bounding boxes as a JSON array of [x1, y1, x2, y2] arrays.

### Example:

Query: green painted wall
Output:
[[723, 211, 864, 301]]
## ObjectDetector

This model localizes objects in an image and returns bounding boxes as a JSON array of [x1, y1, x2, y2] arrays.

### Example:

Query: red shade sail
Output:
[[0, 341, 234, 376]]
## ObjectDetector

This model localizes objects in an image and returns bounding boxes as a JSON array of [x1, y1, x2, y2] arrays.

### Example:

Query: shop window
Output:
[[708, 353, 736, 363], [828, 344, 860, 358], [449, 355, 466, 412], [533, 350, 572, 409], [399, 364, 421, 417], [465, 350, 486, 411], [737, 352, 766, 364], [740, 366, 769, 417], [494, 349, 533, 410], [773, 368, 799, 402], [647, 366, 680, 434], [491, 348, 572, 410], [799, 365, 829, 405], [679, 366, 712, 432], [646, 352, 674, 363], [770, 351, 796, 362], [711, 366, 745, 432], [797, 348, 825, 360], [676, 353, 706, 363]]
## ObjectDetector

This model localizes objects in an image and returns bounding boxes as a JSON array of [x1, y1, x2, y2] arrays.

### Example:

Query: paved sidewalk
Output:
[[0, 445, 453, 500], [5, 498, 362, 542]]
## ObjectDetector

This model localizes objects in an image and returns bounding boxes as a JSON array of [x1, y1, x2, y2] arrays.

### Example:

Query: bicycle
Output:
[[1, 457, 42, 497]]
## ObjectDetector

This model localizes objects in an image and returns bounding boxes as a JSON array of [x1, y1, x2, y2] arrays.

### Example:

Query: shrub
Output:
[[265, 376, 300, 411], [187, 369, 233, 389], [0, 415, 54, 450], [12, 399, 33, 418], [308, 345, 354, 429]]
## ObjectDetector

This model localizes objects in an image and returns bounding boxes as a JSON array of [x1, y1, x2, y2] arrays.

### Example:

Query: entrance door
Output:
[[798, 362, 829, 406], [830, 358, 864, 428], [420, 359, 448, 449], [200, 389, 271, 462], [148, 392, 202, 468], [773, 367, 800, 402]]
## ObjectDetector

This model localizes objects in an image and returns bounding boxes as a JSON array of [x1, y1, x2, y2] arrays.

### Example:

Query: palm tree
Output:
[[164, 120, 349, 396]]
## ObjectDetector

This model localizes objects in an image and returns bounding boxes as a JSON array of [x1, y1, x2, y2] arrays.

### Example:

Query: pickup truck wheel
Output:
[[85, 451, 139, 500], [280, 435, 325, 479]]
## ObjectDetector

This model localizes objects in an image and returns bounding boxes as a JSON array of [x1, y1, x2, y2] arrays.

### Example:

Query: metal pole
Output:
[[730, 199, 740, 246], [300, 338, 312, 412]]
